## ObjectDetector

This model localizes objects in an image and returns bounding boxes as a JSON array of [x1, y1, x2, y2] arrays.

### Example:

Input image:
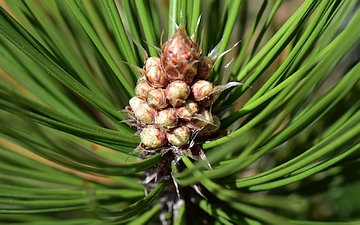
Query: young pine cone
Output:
[[161, 26, 200, 84], [123, 22, 243, 160]]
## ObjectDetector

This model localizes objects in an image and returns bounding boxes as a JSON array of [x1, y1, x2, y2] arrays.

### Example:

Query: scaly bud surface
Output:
[[191, 80, 213, 101], [165, 80, 190, 107], [166, 125, 191, 146], [161, 26, 199, 84], [141, 125, 167, 148], [135, 77, 153, 100], [196, 56, 213, 80], [155, 107, 178, 128], [175, 100, 199, 119], [147, 88, 169, 110], [145, 57, 168, 88]]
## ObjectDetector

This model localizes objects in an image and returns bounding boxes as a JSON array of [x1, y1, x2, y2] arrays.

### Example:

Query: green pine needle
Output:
[[1, 0, 359, 224]]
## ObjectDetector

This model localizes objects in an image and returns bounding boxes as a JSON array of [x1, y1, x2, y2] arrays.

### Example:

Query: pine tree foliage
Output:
[[0, 0, 359, 224]]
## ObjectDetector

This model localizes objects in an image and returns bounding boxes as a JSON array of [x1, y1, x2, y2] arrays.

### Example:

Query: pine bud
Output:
[[129, 96, 155, 124], [166, 125, 191, 146], [141, 125, 167, 148], [165, 81, 190, 107], [155, 107, 178, 128], [145, 57, 168, 88], [135, 77, 153, 100], [123, 19, 236, 161], [175, 100, 199, 119], [191, 80, 213, 101], [161, 26, 199, 84], [196, 56, 213, 80], [147, 88, 168, 110]]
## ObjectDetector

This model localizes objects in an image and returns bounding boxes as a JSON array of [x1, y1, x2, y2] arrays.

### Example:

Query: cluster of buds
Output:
[[124, 23, 241, 162]]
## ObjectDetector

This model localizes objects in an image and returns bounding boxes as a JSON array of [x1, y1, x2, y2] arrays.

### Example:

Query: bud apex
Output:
[[161, 26, 199, 84]]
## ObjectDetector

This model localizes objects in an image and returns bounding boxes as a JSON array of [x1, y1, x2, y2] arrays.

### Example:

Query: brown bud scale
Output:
[[145, 57, 168, 88], [191, 80, 213, 101], [196, 56, 213, 80], [161, 26, 199, 84], [175, 100, 199, 119], [135, 77, 153, 100], [147, 88, 168, 110]]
